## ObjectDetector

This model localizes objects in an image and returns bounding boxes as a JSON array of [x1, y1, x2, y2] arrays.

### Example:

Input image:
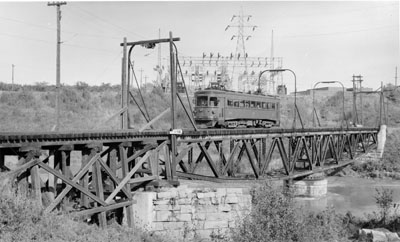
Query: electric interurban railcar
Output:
[[193, 88, 280, 128]]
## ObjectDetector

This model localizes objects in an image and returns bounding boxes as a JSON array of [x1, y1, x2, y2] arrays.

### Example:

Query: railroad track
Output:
[[0, 126, 379, 147]]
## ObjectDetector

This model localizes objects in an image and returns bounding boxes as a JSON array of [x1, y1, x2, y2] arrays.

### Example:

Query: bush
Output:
[[228, 183, 348, 242], [0, 188, 167, 242]]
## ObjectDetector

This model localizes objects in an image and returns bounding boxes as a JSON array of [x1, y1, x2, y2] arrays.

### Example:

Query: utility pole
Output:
[[48, 1, 66, 131], [11, 64, 14, 91], [157, 28, 162, 87], [395, 67, 398, 86]]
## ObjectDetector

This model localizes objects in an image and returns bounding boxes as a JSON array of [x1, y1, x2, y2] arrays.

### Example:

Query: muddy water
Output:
[[296, 176, 400, 218]]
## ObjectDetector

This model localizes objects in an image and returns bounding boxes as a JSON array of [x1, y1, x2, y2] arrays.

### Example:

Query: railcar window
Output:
[[250, 101, 255, 108], [272, 103, 276, 109], [234, 101, 239, 107], [262, 102, 267, 109], [245, 101, 250, 107], [256, 102, 261, 108], [239, 100, 244, 107], [196, 96, 208, 106], [210, 97, 219, 106], [227, 100, 233, 106], [267, 102, 272, 109]]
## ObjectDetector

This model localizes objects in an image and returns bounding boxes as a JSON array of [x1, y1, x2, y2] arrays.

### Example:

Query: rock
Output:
[[359, 228, 400, 242]]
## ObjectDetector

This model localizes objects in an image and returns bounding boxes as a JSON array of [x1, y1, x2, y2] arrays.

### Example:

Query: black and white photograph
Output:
[[0, 1, 399, 241]]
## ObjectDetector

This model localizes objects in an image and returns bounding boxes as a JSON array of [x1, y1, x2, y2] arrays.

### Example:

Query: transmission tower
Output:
[[225, 7, 257, 92]]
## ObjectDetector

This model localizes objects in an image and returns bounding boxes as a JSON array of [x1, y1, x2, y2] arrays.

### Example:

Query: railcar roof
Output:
[[194, 89, 280, 99]]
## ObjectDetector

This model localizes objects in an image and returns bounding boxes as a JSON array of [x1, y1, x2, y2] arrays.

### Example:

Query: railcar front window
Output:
[[209, 97, 219, 106], [227, 100, 233, 106], [197, 96, 208, 106]]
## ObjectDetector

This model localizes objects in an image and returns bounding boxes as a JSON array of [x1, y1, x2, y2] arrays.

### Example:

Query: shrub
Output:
[[228, 183, 348, 242], [0, 185, 166, 242]]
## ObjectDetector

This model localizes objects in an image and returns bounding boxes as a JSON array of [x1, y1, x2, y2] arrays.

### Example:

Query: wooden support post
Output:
[[108, 148, 117, 177], [60, 150, 70, 210], [30, 151, 41, 203], [46, 150, 55, 202], [17, 151, 32, 195], [149, 151, 159, 180], [0, 152, 4, 170], [164, 145, 172, 180], [119, 144, 133, 227], [187, 145, 193, 174], [94, 157, 107, 228], [80, 149, 90, 208]]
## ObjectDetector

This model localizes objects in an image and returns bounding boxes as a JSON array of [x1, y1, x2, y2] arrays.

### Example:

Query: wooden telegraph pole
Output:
[[48, 1, 66, 131]]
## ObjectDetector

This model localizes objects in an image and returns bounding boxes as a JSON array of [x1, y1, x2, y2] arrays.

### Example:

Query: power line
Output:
[[282, 24, 397, 38], [70, 5, 148, 39], [0, 31, 116, 54], [0, 15, 121, 40]]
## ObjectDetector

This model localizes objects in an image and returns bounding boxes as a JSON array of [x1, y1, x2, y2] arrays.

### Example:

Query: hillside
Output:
[[0, 82, 398, 132]]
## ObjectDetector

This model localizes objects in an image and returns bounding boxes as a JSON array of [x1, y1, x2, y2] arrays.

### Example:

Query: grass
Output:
[[0, 178, 166, 242]]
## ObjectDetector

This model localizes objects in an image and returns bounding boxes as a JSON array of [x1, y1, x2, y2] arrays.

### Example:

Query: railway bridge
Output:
[[0, 35, 385, 237]]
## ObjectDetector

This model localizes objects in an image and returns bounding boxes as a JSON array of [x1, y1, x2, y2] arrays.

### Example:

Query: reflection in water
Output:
[[296, 177, 400, 218]]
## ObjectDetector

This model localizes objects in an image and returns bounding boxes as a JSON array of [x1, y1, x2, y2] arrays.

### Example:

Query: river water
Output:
[[296, 176, 400, 218]]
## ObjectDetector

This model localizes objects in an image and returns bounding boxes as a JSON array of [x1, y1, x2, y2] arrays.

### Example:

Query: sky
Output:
[[0, 1, 398, 92]]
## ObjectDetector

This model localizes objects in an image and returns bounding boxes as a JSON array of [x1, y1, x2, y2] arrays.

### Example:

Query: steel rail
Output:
[[0, 127, 379, 148]]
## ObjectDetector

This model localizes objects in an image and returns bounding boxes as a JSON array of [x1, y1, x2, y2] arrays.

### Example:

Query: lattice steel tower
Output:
[[225, 7, 257, 92]]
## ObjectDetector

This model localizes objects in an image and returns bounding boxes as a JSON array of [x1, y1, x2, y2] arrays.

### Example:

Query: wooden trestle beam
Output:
[[0, 128, 379, 227]]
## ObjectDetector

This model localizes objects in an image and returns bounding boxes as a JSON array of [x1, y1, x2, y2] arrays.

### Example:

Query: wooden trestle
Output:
[[0, 127, 379, 227]]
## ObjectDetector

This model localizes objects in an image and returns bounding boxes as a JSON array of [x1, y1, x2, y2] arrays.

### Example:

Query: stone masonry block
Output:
[[193, 220, 205, 229], [195, 205, 218, 213], [177, 188, 192, 198], [154, 199, 171, 205], [226, 188, 243, 194], [195, 229, 214, 239], [194, 213, 207, 221], [218, 204, 232, 212], [180, 205, 194, 213], [157, 190, 178, 199], [211, 196, 222, 205], [204, 212, 230, 221], [162, 221, 186, 230], [204, 220, 229, 229], [215, 188, 227, 197], [156, 210, 175, 222], [237, 194, 252, 204], [224, 195, 239, 204], [198, 198, 212, 205], [196, 192, 205, 199], [154, 204, 181, 211], [201, 192, 217, 198], [176, 213, 192, 222], [151, 222, 165, 231], [177, 198, 192, 205]]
